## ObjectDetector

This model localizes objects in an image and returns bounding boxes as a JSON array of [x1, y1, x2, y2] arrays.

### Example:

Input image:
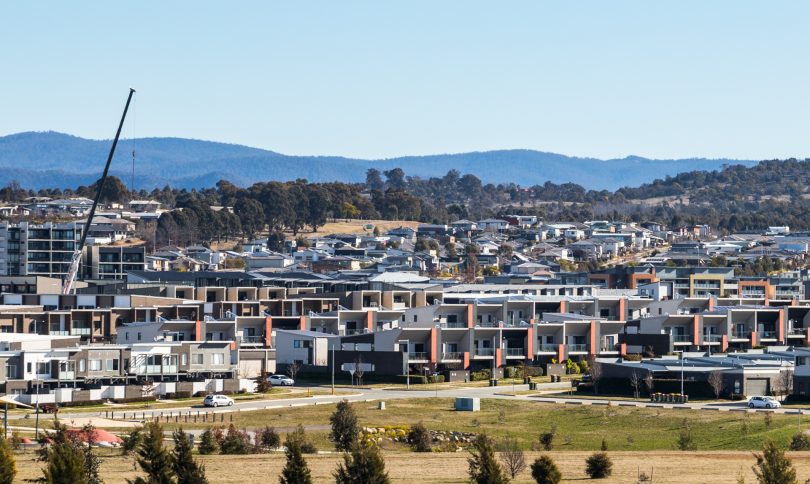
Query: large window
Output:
[[192, 354, 204, 365], [106, 359, 119, 371], [211, 353, 224, 365], [89, 359, 102, 371]]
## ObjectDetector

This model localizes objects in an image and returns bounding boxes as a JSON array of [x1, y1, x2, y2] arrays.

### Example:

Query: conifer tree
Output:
[[197, 428, 218, 455], [130, 422, 174, 484], [0, 437, 17, 484], [329, 400, 359, 452], [467, 434, 509, 484], [172, 428, 208, 484], [279, 431, 313, 484], [753, 440, 797, 484], [333, 438, 390, 484]]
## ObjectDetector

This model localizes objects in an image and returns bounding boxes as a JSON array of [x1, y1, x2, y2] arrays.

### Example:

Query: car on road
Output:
[[268, 374, 295, 386], [203, 394, 234, 407], [748, 396, 781, 409]]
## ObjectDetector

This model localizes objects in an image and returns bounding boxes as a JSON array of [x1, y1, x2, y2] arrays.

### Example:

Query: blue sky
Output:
[[1, 2, 808, 160]]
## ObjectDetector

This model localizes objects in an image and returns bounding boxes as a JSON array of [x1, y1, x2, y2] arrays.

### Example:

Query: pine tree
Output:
[[197, 429, 218, 455], [0, 437, 17, 484], [42, 435, 87, 484], [172, 429, 208, 484], [333, 438, 390, 484], [279, 432, 313, 484], [531, 455, 562, 484], [130, 422, 174, 484], [329, 400, 359, 452], [753, 440, 797, 484], [467, 434, 509, 484]]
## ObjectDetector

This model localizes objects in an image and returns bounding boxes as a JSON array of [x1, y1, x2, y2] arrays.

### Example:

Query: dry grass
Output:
[[10, 450, 809, 483], [308, 219, 419, 235]]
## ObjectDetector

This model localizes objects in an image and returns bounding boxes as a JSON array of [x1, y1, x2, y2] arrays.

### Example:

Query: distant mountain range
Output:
[[0, 131, 757, 190]]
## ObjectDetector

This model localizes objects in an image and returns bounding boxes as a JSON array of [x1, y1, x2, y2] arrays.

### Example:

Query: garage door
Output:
[[239, 360, 262, 379], [746, 378, 769, 396]]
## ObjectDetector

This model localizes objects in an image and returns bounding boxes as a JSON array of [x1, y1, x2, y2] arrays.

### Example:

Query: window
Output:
[[137, 332, 142, 341], [212, 353, 224, 365], [192, 354, 204, 365], [125, 333, 129, 341], [181, 354, 187, 365], [27, 362, 32, 373], [5, 363, 16, 378], [36, 362, 49, 374], [79, 359, 86, 372], [89, 359, 102, 371], [106, 359, 119, 371], [798, 357, 807, 366]]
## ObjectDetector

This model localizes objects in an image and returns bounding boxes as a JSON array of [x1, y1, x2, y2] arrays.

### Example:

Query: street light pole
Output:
[[331, 343, 335, 395], [680, 352, 685, 395], [398, 339, 410, 390]]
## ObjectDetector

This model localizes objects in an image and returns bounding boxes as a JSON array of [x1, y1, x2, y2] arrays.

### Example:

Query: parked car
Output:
[[268, 374, 295, 386], [203, 394, 234, 407], [747, 396, 781, 409]]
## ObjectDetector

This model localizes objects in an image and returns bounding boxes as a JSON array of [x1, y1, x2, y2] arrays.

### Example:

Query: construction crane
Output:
[[62, 88, 136, 295]]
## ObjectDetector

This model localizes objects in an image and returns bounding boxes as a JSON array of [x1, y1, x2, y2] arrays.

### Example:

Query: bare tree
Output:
[[630, 371, 641, 399], [498, 436, 527, 479], [354, 356, 365, 386], [775, 369, 794, 401], [587, 355, 603, 394], [644, 373, 654, 395], [708, 370, 724, 399], [286, 360, 301, 382]]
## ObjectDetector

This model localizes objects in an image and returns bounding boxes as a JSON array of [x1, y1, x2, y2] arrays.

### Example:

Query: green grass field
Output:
[[150, 398, 807, 451]]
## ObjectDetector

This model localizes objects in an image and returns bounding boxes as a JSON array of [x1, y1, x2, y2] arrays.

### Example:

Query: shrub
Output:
[[334, 438, 390, 484], [600, 438, 608, 451], [197, 429, 218, 455], [565, 358, 580, 375], [539, 429, 556, 451], [467, 434, 509, 484], [330, 400, 360, 452], [530, 455, 562, 484], [470, 369, 492, 382], [220, 425, 251, 455], [258, 426, 281, 449], [280, 430, 313, 484], [677, 427, 697, 451], [753, 440, 796, 484], [0, 437, 16, 484], [290, 424, 317, 454], [585, 452, 613, 479], [789, 432, 810, 451], [407, 422, 432, 452], [121, 427, 143, 455]]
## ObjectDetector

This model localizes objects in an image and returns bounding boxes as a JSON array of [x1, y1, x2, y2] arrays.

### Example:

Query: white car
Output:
[[748, 396, 781, 409], [203, 394, 234, 407], [268, 375, 295, 386]]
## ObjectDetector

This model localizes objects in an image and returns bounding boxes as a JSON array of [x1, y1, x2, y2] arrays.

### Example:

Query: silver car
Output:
[[747, 396, 780, 409], [203, 394, 234, 407]]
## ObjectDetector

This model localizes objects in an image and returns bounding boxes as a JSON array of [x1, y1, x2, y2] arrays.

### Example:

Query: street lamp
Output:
[[674, 350, 685, 395], [398, 339, 410, 389]]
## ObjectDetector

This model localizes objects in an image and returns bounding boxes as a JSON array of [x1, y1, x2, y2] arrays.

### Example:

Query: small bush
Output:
[[471, 369, 492, 381], [600, 438, 608, 451], [198, 428, 218, 455], [220, 425, 251, 454], [408, 422, 432, 452], [258, 426, 281, 449], [539, 429, 556, 451], [764, 412, 773, 429], [585, 452, 613, 479], [677, 427, 697, 451], [789, 432, 810, 451], [531, 455, 561, 484]]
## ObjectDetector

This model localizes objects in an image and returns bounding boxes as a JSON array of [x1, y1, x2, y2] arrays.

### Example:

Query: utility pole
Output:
[[331, 343, 335, 395]]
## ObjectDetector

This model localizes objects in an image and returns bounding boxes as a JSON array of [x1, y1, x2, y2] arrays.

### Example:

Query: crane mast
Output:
[[62, 88, 136, 295]]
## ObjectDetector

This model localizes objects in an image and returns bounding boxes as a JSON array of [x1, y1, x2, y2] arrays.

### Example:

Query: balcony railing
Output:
[[505, 348, 525, 357], [672, 334, 691, 343], [476, 322, 498, 328], [537, 344, 557, 353], [568, 344, 587, 353], [600, 344, 620, 352], [788, 328, 807, 336], [475, 348, 495, 356], [758, 330, 777, 340], [58, 371, 76, 380], [239, 335, 264, 344], [703, 334, 723, 343], [408, 352, 428, 360], [444, 322, 467, 329], [70, 327, 91, 336], [441, 352, 463, 360], [49, 330, 69, 336]]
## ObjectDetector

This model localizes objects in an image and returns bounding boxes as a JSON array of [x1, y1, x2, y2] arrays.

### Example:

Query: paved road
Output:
[[7, 383, 810, 424]]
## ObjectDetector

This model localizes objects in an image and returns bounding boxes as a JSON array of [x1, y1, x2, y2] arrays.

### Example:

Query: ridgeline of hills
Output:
[[0, 131, 756, 191]]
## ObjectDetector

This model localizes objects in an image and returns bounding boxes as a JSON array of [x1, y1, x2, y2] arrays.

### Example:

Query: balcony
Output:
[[441, 352, 463, 360], [444, 322, 467, 329], [70, 327, 92, 336], [568, 344, 587, 353], [537, 344, 557, 353], [474, 348, 495, 357], [239, 335, 264, 344], [58, 371, 76, 380], [408, 352, 428, 361], [672, 334, 692, 343], [49, 330, 69, 336], [476, 322, 498, 328], [505, 348, 525, 357], [732, 331, 751, 340], [758, 331, 777, 340], [702, 334, 723, 343], [600, 344, 620, 353], [788, 328, 807, 337]]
